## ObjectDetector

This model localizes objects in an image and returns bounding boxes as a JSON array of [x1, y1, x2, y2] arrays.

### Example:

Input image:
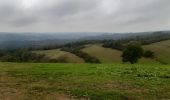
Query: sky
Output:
[[0, 0, 170, 33]]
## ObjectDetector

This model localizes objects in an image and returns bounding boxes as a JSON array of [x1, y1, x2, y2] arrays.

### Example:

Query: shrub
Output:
[[143, 50, 154, 58]]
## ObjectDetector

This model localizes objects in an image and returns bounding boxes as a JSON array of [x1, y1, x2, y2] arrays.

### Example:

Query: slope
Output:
[[81, 44, 122, 63], [82, 44, 158, 64], [33, 49, 84, 63], [144, 40, 170, 64]]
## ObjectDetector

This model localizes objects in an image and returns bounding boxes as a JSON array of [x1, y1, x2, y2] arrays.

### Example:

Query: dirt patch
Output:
[[45, 93, 76, 100], [101, 81, 149, 93], [0, 88, 26, 100], [0, 73, 86, 100]]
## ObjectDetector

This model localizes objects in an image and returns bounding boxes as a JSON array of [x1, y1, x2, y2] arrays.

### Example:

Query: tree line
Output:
[[0, 49, 68, 63], [61, 45, 101, 63]]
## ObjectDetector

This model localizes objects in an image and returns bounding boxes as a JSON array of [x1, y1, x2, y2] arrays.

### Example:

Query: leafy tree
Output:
[[122, 42, 143, 64]]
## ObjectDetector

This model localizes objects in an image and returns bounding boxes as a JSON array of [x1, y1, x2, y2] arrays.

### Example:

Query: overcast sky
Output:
[[0, 0, 170, 33]]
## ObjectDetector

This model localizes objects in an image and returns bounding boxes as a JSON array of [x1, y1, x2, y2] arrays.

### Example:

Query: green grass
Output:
[[33, 49, 84, 63], [82, 44, 157, 64], [82, 44, 122, 63], [144, 40, 170, 64], [0, 62, 170, 100]]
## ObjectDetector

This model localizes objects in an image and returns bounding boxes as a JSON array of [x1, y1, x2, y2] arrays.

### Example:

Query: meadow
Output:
[[33, 40, 170, 64], [144, 40, 170, 64], [0, 62, 170, 100], [82, 44, 122, 63], [82, 44, 158, 64]]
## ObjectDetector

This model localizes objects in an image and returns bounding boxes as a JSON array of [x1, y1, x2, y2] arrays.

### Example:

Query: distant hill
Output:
[[0, 31, 170, 49], [81, 31, 170, 41], [0, 32, 103, 49]]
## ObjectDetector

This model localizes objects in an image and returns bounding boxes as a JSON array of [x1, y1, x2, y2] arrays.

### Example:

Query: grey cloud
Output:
[[45, 0, 100, 17], [11, 16, 38, 27], [0, 0, 170, 32]]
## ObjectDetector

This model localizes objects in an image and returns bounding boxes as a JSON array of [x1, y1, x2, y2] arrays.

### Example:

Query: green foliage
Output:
[[61, 43, 101, 63], [62, 47, 101, 63], [103, 40, 124, 51], [143, 50, 154, 58], [0, 49, 66, 63], [122, 42, 144, 64]]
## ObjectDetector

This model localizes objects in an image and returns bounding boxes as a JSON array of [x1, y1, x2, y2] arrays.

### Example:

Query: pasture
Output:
[[144, 40, 170, 64], [0, 62, 169, 100]]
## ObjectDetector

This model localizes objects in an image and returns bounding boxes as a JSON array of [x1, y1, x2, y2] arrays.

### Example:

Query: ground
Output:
[[0, 62, 170, 100]]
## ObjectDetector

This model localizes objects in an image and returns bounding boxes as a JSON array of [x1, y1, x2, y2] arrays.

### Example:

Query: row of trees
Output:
[[0, 49, 67, 63], [102, 31, 170, 51], [61, 47, 101, 63], [102, 40, 125, 51]]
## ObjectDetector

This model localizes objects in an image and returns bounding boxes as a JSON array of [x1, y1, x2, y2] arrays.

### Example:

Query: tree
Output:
[[122, 42, 143, 64], [0, 50, 4, 57]]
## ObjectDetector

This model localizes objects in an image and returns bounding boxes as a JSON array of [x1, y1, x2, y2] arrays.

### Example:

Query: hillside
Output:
[[81, 44, 158, 64], [33, 49, 84, 63], [144, 40, 170, 64], [82, 44, 122, 63], [0, 62, 169, 100], [32, 40, 170, 64]]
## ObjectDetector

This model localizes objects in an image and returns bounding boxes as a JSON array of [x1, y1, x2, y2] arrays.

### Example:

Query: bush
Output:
[[143, 50, 154, 58]]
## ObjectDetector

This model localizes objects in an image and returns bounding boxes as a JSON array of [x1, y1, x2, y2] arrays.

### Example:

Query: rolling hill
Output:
[[144, 40, 170, 64], [81, 44, 122, 63], [81, 44, 158, 64], [33, 49, 84, 63], [33, 39, 170, 64]]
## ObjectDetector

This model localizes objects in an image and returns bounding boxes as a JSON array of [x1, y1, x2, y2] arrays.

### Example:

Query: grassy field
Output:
[[82, 44, 158, 64], [33, 49, 84, 63], [0, 62, 170, 100], [144, 40, 170, 64], [82, 44, 122, 63], [33, 40, 170, 64]]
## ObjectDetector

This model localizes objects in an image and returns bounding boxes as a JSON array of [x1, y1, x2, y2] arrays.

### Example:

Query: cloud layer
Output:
[[0, 0, 170, 32]]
